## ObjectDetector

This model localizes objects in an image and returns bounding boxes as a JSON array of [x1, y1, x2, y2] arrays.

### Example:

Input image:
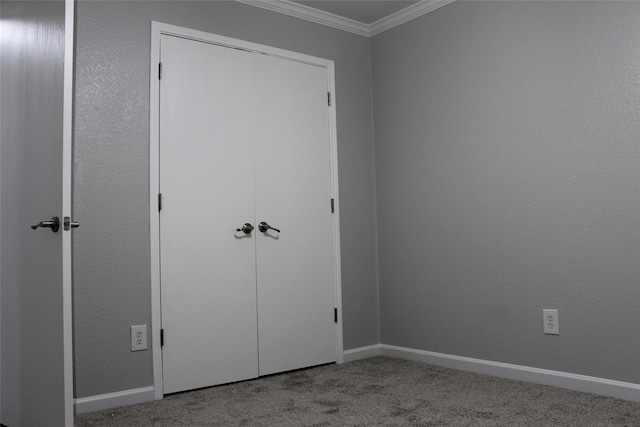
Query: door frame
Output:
[[62, 0, 75, 422], [149, 22, 343, 400]]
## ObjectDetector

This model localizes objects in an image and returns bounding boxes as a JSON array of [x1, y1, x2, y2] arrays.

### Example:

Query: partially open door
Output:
[[0, 0, 75, 425]]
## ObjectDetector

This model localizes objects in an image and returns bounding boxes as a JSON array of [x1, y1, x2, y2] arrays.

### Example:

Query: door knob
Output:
[[31, 217, 60, 232], [258, 222, 280, 233], [236, 223, 254, 235]]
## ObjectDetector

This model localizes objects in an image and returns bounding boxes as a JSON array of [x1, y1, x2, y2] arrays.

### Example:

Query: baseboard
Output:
[[74, 344, 640, 415], [380, 344, 640, 402], [343, 344, 382, 362], [74, 386, 156, 415]]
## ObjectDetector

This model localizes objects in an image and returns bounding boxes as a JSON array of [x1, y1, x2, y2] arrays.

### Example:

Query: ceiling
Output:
[[292, 1, 420, 25]]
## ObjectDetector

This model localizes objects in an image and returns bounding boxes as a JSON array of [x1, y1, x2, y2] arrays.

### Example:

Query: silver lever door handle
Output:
[[31, 216, 60, 232], [259, 222, 280, 233], [236, 223, 254, 235]]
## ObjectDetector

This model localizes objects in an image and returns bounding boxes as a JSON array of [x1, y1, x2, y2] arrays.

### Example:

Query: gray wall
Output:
[[1, 1, 67, 424], [372, 1, 640, 383], [73, 1, 379, 397], [75, 0, 640, 400]]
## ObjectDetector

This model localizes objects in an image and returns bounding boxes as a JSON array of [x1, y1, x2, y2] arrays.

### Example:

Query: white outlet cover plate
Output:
[[131, 324, 148, 351], [543, 309, 559, 335]]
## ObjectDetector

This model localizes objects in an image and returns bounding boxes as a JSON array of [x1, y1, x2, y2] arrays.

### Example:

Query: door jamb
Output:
[[149, 22, 343, 400], [62, 0, 75, 423]]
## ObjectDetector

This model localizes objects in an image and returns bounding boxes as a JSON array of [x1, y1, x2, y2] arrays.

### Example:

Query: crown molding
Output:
[[369, 0, 456, 36], [235, 0, 370, 36], [234, 0, 455, 38]]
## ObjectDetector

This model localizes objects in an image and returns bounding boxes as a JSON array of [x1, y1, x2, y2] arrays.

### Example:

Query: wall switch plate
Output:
[[543, 309, 559, 335], [131, 324, 148, 351]]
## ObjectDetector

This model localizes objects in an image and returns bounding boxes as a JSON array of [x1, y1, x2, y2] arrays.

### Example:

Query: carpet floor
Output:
[[75, 356, 640, 426]]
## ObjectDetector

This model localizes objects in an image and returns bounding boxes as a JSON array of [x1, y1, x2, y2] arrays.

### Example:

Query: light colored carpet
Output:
[[75, 356, 640, 426]]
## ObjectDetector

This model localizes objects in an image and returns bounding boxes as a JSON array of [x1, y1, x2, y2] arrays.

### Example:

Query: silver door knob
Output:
[[236, 223, 254, 235], [31, 216, 60, 232], [259, 222, 280, 233]]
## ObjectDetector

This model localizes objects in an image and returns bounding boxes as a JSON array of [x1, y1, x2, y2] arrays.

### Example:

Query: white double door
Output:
[[159, 34, 337, 394]]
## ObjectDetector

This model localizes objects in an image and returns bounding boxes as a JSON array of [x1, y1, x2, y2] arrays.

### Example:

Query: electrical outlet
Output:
[[131, 325, 148, 351], [543, 309, 559, 335]]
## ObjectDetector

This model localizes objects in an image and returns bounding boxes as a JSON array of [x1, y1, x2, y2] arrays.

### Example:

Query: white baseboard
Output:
[[76, 344, 640, 415], [74, 386, 156, 415], [379, 344, 640, 402], [343, 344, 382, 362]]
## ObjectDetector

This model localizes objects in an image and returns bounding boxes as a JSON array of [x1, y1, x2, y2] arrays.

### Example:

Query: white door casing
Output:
[[62, 1, 75, 421], [150, 23, 343, 397]]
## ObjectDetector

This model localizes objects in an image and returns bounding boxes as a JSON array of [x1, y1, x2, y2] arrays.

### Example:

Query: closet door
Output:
[[160, 35, 259, 394], [159, 33, 337, 394], [253, 54, 337, 375]]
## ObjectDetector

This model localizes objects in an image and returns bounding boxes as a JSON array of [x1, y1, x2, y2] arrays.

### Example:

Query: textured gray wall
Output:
[[372, 1, 640, 383], [1, 1, 67, 424], [73, 1, 378, 397]]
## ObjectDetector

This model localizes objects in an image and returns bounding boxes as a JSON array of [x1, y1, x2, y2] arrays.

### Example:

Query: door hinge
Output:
[[158, 193, 163, 212], [327, 92, 331, 106], [160, 329, 164, 347], [334, 308, 338, 323], [331, 198, 335, 213], [159, 62, 163, 80]]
